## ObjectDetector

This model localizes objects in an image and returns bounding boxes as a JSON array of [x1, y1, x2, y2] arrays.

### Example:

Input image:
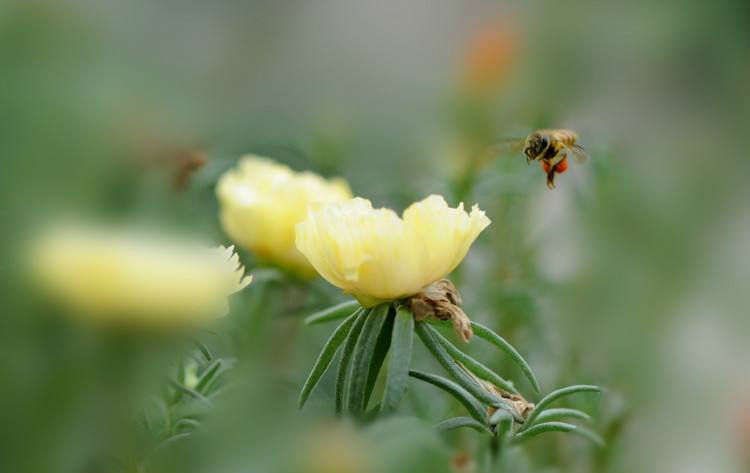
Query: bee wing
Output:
[[570, 144, 589, 164], [477, 138, 526, 163]]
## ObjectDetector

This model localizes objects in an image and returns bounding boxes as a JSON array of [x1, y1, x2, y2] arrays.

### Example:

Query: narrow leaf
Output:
[[523, 385, 601, 427], [195, 360, 223, 394], [533, 408, 592, 425], [416, 323, 522, 422], [304, 300, 361, 325], [514, 421, 577, 443], [492, 410, 515, 444], [169, 380, 210, 404], [569, 425, 605, 446], [157, 432, 192, 450], [436, 416, 492, 434], [192, 338, 212, 362], [362, 402, 381, 423], [298, 310, 361, 409], [430, 327, 518, 394], [489, 409, 514, 426], [364, 308, 395, 408], [347, 304, 390, 415], [176, 358, 186, 385], [409, 370, 486, 423], [467, 321, 540, 394], [173, 418, 201, 433], [380, 307, 414, 415], [335, 309, 369, 413]]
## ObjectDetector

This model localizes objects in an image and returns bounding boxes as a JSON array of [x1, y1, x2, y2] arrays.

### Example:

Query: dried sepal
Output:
[[458, 362, 535, 422], [485, 382, 535, 422], [405, 279, 473, 342]]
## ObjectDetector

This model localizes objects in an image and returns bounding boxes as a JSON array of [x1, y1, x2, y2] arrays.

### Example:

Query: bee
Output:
[[485, 129, 588, 189]]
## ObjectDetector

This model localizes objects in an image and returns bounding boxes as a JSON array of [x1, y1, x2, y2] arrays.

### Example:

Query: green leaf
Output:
[[176, 358, 186, 385], [364, 308, 395, 408], [533, 408, 592, 424], [416, 323, 522, 422], [362, 402, 382, 423], [347, 304, 390, 415], [199, 368, 226, 396], [514, 421, 577, 443], [298, 310, 362, 409], [192, 338, 212, 362], [156, 432, 192, 450], [516, 417, 604, 446], [569, 425, 605, 446], [435, 416, 492, 434], [304, 300, 361, 326], [173, 418, 201, 433], [380, 307, 415, 415], [335, 309, 369, 414], [429, 326, 517, 394], [492, 410, 515, 446], [523, 385, 601, 428], [489, 409, 514, 426], [195, 359, 223, 394], [464, 320, 540, 394], [409, 370, 487, 423], [169, 380, 210, 405]]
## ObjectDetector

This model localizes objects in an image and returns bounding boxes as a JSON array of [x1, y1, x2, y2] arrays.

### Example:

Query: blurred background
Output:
[[2, 0, 750, 472]]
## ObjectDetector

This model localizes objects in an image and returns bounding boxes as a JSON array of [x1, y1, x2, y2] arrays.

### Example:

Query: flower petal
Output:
[[295, 195, 490, 306]]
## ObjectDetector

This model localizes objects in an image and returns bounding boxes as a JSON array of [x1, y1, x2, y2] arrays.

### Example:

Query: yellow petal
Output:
[[29, 225, 252, 327], [217, 156, 352, 277], [295, 195, 490, 306]]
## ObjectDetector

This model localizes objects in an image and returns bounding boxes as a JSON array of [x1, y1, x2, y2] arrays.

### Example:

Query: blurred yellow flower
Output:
[[30, 226, 251, 326], [217, 156, 352, 277], [296, 195, 490, 307]]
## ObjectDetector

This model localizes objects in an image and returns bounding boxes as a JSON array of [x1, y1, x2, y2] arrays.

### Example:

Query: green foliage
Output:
[[533, 407, 592, 424], [428, 319, 540, 393], [298, 309, 361, 408], [365, 308, 395, 407], [194, 360, 223, 393], [428, 324, 517, 394], [409, 369, 487, 422], [514, 421, 577, 443], [380, 307, 414, 415], [347, 304, 391, 414], [298, 300, 605, 465], [522, 384, 601, 427], [435, 416, 492, 434], [303, 300, 361, 326], [514, 421, 604, 446], [415, 322, 522, 421], [335, 309, 369, 413]]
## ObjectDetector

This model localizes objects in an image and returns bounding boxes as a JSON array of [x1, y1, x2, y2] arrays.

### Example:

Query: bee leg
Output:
[[546, 166, 557, 189]]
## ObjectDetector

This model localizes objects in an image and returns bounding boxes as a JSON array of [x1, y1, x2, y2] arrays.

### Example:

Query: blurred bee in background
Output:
[[485, 129, 588, 189]]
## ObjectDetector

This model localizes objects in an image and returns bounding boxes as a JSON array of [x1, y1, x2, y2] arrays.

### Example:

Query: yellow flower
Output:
[[295, 195, 490, 307], [30, 226, 252, 326], [216, 156, 352, 277]]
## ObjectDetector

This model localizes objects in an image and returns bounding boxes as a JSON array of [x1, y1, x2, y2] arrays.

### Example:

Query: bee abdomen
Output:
[[543, 144, 560, 160]]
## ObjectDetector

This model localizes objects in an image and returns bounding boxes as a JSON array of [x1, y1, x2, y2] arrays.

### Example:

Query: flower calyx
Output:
[[404, 279, 473, 342]]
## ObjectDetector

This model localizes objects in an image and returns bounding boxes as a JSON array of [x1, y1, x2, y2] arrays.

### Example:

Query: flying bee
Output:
[[484, 129, 588, 189], [523, 129, 588, 189]]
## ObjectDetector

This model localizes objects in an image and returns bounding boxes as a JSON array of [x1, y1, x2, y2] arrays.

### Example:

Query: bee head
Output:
[[524, 133, 549, 159]]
